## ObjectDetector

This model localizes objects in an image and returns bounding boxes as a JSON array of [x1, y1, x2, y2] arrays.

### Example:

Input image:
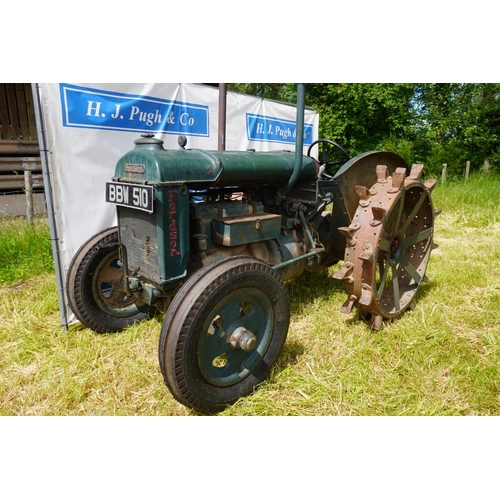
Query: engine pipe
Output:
[[278, 83, 305, 199], [218, 83, 226, 150]]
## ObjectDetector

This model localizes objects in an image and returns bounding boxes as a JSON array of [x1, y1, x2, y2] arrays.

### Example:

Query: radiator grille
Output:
[[117, 206, 160, 280]]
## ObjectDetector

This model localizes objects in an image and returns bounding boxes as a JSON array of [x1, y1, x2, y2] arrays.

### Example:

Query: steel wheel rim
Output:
[[197, 287, 274, 387], [92, 250, 145, 317], [374, 185, 434, 317]]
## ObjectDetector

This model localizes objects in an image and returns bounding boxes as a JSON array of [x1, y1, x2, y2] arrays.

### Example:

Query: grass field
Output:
[[1, 173, 499, 416]]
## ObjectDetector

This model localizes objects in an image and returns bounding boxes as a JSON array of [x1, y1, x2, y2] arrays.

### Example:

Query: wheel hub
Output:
[[389, 235, 402, 263], [196, 286, 275, 387], [229, 326, 257, 352]]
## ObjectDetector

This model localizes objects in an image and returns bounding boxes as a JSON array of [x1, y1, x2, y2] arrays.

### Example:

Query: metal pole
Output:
[[218, 83, 227, 150], [31, 83, 69, 331]]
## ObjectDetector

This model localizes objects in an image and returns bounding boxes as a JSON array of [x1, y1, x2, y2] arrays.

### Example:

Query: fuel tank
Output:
[[113, 135, 318, 189]]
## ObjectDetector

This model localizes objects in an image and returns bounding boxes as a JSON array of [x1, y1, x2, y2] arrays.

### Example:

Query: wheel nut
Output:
[[229, 327, 257, 352]]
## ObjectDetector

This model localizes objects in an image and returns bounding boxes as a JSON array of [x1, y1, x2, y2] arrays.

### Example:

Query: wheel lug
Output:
[[229, 327, 257, 352]]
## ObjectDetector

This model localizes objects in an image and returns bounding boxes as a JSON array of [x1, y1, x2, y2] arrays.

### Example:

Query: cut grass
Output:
[[0, 173, 499, 415]]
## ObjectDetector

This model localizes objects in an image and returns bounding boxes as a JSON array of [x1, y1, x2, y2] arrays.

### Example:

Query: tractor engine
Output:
[[108, 134, 333, 312]]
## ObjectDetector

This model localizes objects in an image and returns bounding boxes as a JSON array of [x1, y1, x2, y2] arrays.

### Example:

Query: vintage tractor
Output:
[[66, 85, 439, 414]]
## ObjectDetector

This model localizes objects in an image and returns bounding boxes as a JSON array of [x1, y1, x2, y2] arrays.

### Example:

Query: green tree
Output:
[[227, 83, 296, 103], [303, 83, 416, 156], [227, 84, 416, 155], [415, 83, 500, 175], [226, 83, 500, 174]]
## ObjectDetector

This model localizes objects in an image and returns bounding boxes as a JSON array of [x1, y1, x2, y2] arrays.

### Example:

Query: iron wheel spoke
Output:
[[391, 262, 400, 307], [400, 227, 433, 247], [377, 259, 390, 300], [379, 238, 391, 252], [400, 189, 428, 234], [400, 256, 423, 285]]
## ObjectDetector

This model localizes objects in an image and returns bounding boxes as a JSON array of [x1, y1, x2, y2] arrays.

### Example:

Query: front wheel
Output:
[[66, 227, 153, 333], [159, 256, 290, 414]]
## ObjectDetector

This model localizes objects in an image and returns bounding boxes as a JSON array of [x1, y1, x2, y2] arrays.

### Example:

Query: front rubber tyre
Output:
[[159, 256, 290, 414], [66, 227, 152, 333]]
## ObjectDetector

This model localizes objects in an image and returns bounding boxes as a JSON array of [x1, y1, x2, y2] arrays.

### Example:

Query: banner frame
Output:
[[32, 83, 69, 330]]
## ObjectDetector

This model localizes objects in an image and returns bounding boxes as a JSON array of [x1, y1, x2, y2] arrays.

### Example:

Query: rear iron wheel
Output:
[[334, 164, 439, 329], [159, 256, 290, 414], [66, 227, 152, 333]]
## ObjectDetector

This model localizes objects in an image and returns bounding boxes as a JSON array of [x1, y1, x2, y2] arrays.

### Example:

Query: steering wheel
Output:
[[307, 139, 350, 175]]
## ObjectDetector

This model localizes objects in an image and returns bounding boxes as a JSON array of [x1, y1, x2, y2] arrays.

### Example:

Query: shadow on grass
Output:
[[275, 338, 306, 370], [286, 268, 347, 317]]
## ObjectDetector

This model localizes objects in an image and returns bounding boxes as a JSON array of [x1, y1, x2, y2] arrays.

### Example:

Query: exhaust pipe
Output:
[[278, 83, 305, 199]]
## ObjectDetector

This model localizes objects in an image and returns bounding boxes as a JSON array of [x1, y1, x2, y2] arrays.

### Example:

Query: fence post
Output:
[[24, 170, 34, 224], [484, 158, 490, 173], [465, 160, 470, 181], [441, 163, 447, 185]]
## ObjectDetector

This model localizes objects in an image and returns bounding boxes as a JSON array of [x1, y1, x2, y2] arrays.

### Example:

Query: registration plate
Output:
[[105, 182, 154, 213]]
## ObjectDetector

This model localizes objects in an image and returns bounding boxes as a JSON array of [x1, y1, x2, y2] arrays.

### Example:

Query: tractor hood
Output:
[[113, 135, 318, 188]]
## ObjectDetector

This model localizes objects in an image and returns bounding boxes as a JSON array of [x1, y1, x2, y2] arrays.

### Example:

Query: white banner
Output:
[[36, 83, 319, 326]]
